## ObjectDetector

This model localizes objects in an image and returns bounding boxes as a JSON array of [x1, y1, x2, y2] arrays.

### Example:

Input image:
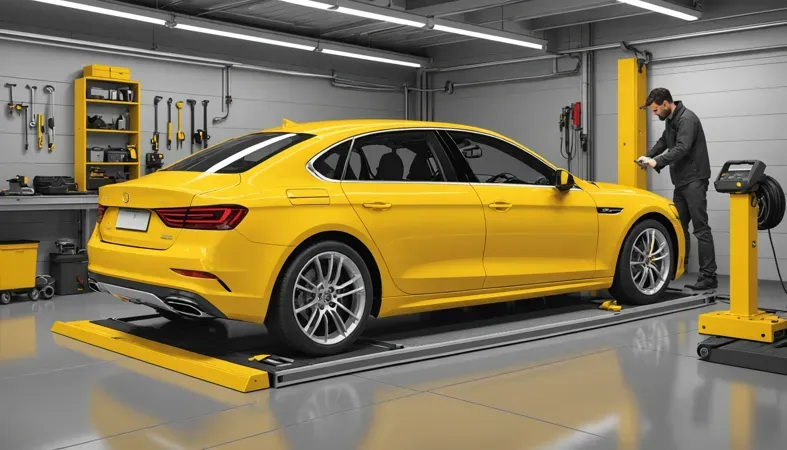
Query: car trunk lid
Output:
[[97, 172, 240, 250]]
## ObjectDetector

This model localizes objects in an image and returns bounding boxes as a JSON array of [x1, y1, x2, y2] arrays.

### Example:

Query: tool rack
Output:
[[73, 66, 142, 192]]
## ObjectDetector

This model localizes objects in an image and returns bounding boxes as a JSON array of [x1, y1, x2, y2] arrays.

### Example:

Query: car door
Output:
[[441, 130, 599, 288], [339, 129, 487, 295]]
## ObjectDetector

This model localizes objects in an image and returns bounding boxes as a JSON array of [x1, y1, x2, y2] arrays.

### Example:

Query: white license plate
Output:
[[116, 208, 151, 232]]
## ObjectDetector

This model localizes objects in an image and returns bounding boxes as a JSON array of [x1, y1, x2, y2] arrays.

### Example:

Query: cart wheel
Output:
[[41, 285, 55, 300], [0, 292, 11, 305], [28, 289, 40, 302], [697, 344, 712, 360]]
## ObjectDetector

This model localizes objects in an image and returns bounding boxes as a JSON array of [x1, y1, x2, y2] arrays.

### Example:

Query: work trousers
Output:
[[673, 179, 717, 278]]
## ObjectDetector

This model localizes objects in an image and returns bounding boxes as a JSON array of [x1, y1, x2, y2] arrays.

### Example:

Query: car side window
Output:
[[445, 131, 555, 185], [343, 130, 447, 182], [312, 140, 351, 180]]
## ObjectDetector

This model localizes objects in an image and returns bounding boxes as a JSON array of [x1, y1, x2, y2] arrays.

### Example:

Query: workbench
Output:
[[0, 194, 98, 248]]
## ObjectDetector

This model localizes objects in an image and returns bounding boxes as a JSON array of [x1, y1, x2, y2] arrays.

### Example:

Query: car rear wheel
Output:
[[610, 219, 675, 305], [266, 241, 373, 356]]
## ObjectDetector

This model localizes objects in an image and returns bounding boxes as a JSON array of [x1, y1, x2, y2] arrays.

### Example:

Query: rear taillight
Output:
[[97, 204, 107, 224], [154, 205, 248, 230]]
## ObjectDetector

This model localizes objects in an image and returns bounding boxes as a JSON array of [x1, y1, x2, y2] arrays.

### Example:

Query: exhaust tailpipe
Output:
[[88, 278, 103, 293], [165, 296, 212, 318]]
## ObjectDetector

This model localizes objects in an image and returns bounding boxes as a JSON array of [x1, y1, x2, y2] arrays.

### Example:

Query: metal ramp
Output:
[[52, 289, 720, 392]]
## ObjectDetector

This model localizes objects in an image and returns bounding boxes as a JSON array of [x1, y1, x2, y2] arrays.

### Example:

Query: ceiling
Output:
[[114, 0, 700, 56]]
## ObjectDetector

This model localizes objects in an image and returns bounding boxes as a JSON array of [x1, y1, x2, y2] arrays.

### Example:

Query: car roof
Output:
[[261, 119, 501, 138]]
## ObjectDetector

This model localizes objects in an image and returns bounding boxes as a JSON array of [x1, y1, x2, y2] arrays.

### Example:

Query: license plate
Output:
[[116, 208, 151, 232]]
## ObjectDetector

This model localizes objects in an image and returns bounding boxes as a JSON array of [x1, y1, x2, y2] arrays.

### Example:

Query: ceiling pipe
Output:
[[432, 16, 787, 73]]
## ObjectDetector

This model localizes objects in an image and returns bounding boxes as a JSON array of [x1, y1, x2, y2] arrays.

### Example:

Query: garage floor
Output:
[[2, 274, 787, 449]]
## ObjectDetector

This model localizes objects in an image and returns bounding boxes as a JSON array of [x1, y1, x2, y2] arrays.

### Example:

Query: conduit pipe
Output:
[[450, 56, 581, 89], [431, 18, 787, 73], [213, 66, 232, 123]]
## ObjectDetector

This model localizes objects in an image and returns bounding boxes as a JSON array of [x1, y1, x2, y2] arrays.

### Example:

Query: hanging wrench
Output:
[[26, 85, 37, 128], [166, 98, 173, 150], [5, 83, 16, 115], [44, 85, 55, 152]]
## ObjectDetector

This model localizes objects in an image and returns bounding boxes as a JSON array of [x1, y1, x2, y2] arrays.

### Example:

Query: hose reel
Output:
[[715, 160, 785, 230]]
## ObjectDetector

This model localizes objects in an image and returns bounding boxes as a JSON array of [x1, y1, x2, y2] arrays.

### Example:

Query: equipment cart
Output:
[[0, 240, 42, 304]]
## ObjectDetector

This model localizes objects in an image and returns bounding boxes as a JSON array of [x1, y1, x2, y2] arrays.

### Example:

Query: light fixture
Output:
[[31, 0, 167, 25], [432, 21, 545, 50], [175, 24, 316, 51], [320, 48, 421, 68], [617, 0, 701, 21], [31, 0, 428, 67], [334, 7, 426, 28], [278, 0, 546, 50]]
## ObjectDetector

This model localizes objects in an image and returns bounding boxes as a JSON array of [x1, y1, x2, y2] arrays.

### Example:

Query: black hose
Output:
[[756, 174, 787, 297]]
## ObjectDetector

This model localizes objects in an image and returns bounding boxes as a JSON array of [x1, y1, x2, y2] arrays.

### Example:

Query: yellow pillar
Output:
[[617, 58, 647, 190], [730, 193, 759, 317]]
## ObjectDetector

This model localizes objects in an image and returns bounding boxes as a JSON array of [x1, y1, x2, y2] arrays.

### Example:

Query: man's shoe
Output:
[[687, 275, 718, 291]]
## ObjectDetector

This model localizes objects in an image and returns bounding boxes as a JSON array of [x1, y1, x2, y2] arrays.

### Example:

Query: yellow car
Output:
[[88, 119, 684, 356]]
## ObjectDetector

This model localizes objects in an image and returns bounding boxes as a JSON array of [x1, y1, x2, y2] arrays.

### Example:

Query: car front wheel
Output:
[[610, 219, 675, 305], [266, 241, 373, 356]]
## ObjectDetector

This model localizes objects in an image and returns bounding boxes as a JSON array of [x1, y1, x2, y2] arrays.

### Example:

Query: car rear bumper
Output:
[[86, 227, 293, 323]]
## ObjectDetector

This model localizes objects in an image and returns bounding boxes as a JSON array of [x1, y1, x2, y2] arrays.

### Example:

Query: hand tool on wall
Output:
[[5, 83, 16, 115], [187, 99, 196, 153], [21, 104, 29, 150], [166, 97, 173, 150], [26, 85, 37, 129], [37, 112, 44, 150], [176, 101, 185, 149], [43, 85, 55, 152], [201, 100, 210, 149], [151, 96, 162, 152]]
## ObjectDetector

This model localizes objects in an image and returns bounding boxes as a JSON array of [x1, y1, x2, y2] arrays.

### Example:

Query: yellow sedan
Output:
[[87, 119, 685, 356]]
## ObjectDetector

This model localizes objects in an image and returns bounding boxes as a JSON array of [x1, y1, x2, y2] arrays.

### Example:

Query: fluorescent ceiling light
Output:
[[31, 0, 166, 25], [618, 0, 701, 21], [321, 48, 421, 68], [432, 22, 545, 50], [278, 0, 332, 9], [175, 24, 315, 51], [335, 7, 426, 28]]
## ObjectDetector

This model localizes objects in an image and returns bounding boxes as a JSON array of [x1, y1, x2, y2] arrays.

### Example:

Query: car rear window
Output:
[[162, 132, 314, 173]]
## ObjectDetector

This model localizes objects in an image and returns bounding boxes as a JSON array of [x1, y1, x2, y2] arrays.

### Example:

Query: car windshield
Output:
[[162, 132, 314, 174]]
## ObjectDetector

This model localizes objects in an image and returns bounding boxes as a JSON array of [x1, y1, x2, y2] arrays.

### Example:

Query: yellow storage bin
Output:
[[0, 240, 38, 292], [83, 64, 111, 78], [110, 66, 131, 80]]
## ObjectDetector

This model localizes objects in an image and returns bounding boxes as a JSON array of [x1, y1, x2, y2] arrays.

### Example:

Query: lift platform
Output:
[[52, 289, 719, 393]]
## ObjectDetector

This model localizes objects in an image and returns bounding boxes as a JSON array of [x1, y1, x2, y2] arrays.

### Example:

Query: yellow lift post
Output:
[[617, 57, 647, 190], [697, 160, 787, 373]]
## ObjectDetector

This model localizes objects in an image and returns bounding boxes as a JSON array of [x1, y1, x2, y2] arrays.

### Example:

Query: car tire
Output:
[[266, 240, 374, 357], [0, 292, 11, 305], [610, 219, 676, 305]]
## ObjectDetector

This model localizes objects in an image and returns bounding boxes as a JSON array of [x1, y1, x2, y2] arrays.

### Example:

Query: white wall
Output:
[[429, 0, 787, 279], [0, 0, 413, 275], [592, 1, 787, 278]]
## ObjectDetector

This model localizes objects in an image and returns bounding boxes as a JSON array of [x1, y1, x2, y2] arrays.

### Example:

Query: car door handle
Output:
[[488, 202, 512, 211], [362, 202, 392, 211]]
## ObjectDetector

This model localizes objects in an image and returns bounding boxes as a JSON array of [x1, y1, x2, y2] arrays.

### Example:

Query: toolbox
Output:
[[83, 64, 131, 81], [0, 240, 38, 292], [33, 176, 77, 194]]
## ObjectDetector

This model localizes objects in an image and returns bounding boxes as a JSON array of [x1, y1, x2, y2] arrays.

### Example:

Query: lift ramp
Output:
[[51, 289, 719, 393]]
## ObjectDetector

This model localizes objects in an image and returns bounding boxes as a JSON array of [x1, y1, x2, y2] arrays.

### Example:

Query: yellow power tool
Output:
[[37, 113, 44, 149], [176, 101, 185, 149]]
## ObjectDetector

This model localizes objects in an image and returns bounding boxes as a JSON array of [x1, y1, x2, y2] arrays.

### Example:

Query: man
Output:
[[637, 87, 718, 290]]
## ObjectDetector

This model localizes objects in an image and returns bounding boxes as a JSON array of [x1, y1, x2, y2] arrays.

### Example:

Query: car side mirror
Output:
[[555, 169, 574, 191]]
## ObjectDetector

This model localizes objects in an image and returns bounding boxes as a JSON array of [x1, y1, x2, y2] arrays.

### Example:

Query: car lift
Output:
[[51, 288, 719, 393], [697, 160, 787, 373]]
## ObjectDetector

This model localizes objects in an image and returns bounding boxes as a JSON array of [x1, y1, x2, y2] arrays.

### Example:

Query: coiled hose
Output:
[[755, 175, 787, 296]]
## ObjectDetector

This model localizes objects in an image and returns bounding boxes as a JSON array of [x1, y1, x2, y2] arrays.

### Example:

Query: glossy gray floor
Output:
[[3, 274, 787, 450]]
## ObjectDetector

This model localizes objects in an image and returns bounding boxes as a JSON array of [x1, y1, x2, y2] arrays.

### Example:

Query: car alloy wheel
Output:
[[292, 251, 366, 346], [629, 227, 671, 296]]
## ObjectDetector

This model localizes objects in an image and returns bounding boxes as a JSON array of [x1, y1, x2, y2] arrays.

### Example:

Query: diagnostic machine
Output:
[[697, 160, 787, 374]]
